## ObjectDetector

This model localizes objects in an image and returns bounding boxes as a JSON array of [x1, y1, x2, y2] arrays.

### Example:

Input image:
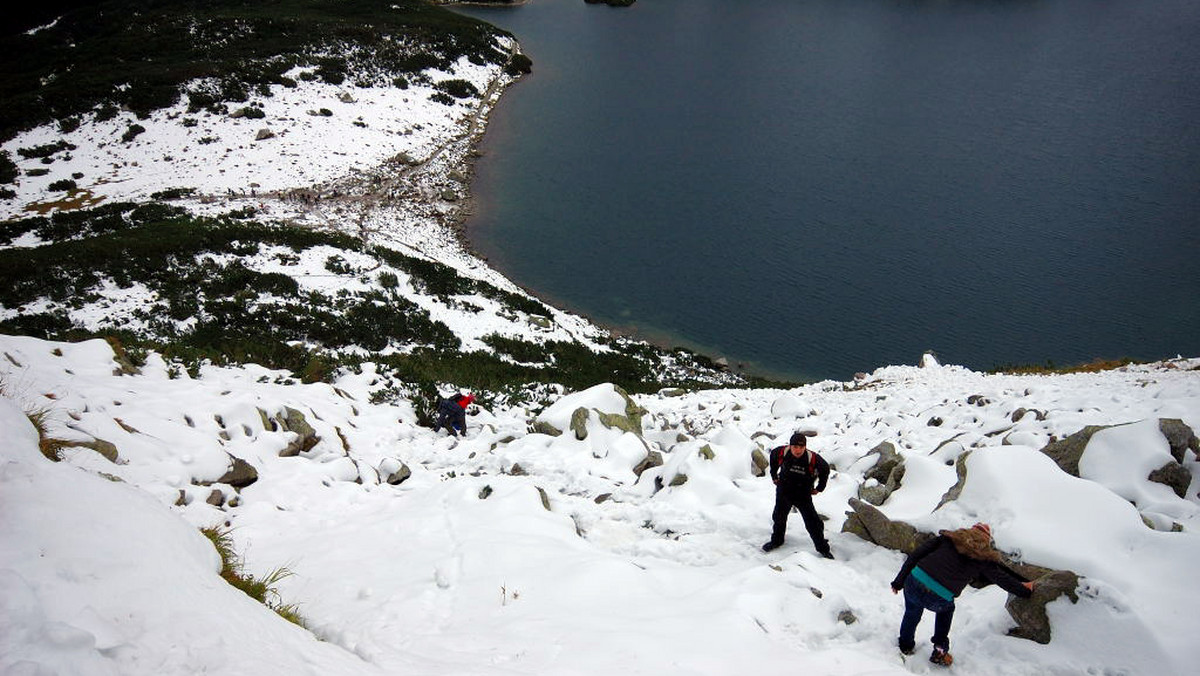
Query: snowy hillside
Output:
[[2, 335, 1198, 675], [3, 4, 1199, 674], [0, 16, 739, 394]]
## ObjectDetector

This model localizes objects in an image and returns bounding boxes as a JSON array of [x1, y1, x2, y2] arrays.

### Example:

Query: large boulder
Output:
[[770, 393, 815, 418], [535, 383, 646, 438], [841, 498, 932, 554], [1039, 419, 1195, 499]]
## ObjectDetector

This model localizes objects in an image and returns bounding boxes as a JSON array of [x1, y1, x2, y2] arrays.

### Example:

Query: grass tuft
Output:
[[25, 407, 71, 462], [200, 525, 306, 627], [990, 357, 1142, 375], [1, 379, 72, 461]]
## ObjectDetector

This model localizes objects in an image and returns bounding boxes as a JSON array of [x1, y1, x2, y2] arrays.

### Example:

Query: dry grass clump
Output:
[[200, 526, 305, 627], [24, 407, 72, 462], [992, 357, 1140, 375], [0, 378, 71, 461]]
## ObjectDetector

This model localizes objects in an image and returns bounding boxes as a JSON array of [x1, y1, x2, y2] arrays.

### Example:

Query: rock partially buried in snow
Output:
[[213, 453, 258, 488], [1038, 425, 1107, 476], [842, 498, 931, 554], [62, 437, 119, 463], [379, 458, 412, 485], [270, 406, 321, 457], [1005, 569, 1081, 644], [1039, 419, 1195, 501], [1159, 418, 1199, 463], [750, 448, 769, 477], [535, 383, 647, 437], [632, 450, 663, 477], [857, 441, 905, 506]]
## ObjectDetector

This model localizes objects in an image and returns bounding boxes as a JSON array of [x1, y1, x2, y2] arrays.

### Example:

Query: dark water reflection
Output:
[[460, 0, 1200, 381]]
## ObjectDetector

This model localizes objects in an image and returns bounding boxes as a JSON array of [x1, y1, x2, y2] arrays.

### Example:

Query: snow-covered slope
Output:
[[2, 334, 1198, 675]]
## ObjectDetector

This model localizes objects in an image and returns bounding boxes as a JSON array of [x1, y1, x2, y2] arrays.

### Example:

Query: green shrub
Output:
[[94, 104, 119, 122], [0, 151, 18, 184], [58, 116, 82, 133], [121, 124, 146, 143], [990, 357, 1141, 375], [436, 79, 479, 99], [17, 140, 75, 160], [0, 312, 76, 338], [0, 203, 737, 395], [378, 271, 399, 289], [482, 334, 548, 364], [1, 0, 514, 141], [149, 188, 196, 201], [48, 179, 77, 192], [506, 53, 533, 76]]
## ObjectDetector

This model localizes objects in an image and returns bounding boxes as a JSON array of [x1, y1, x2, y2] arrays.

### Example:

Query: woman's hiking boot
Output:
[[930, 646, 953, 666]]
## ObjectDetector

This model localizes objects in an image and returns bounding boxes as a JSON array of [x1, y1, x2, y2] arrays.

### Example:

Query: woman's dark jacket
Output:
[[891, 534, 1033, 599]]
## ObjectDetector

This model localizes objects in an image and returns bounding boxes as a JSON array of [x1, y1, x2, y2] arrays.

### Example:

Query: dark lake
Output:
[[458, 0, 1200, 382]]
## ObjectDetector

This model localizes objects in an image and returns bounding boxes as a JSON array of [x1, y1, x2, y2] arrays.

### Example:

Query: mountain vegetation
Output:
[[0, 202, 757, 402], [0, 0, 520, 142]]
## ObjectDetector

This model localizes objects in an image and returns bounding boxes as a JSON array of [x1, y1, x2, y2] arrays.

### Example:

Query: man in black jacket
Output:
[[891, 523, 1035, 666], [762, 432, 833, 558]]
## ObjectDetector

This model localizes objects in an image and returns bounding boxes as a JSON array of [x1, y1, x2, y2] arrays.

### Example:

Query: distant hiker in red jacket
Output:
[[434, 392, 475, 437], [891, 523, 1035, 666], [762, 432, 833, 558]]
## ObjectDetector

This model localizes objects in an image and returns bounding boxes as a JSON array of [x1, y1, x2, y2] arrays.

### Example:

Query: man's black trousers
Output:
[[769, 485, 829, 555]]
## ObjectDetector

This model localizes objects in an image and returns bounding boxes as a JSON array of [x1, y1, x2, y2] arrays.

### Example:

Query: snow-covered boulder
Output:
[[535, 383, 647, 439], [1040, 419, 1195, 500], [769, 393, 815, 418]]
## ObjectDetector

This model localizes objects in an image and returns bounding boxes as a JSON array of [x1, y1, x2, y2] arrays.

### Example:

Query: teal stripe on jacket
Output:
[[912, 566, 955, 601]]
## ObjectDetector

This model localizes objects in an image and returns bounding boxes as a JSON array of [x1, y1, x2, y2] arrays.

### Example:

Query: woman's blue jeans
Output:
[[899, 574, 955, 653]]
